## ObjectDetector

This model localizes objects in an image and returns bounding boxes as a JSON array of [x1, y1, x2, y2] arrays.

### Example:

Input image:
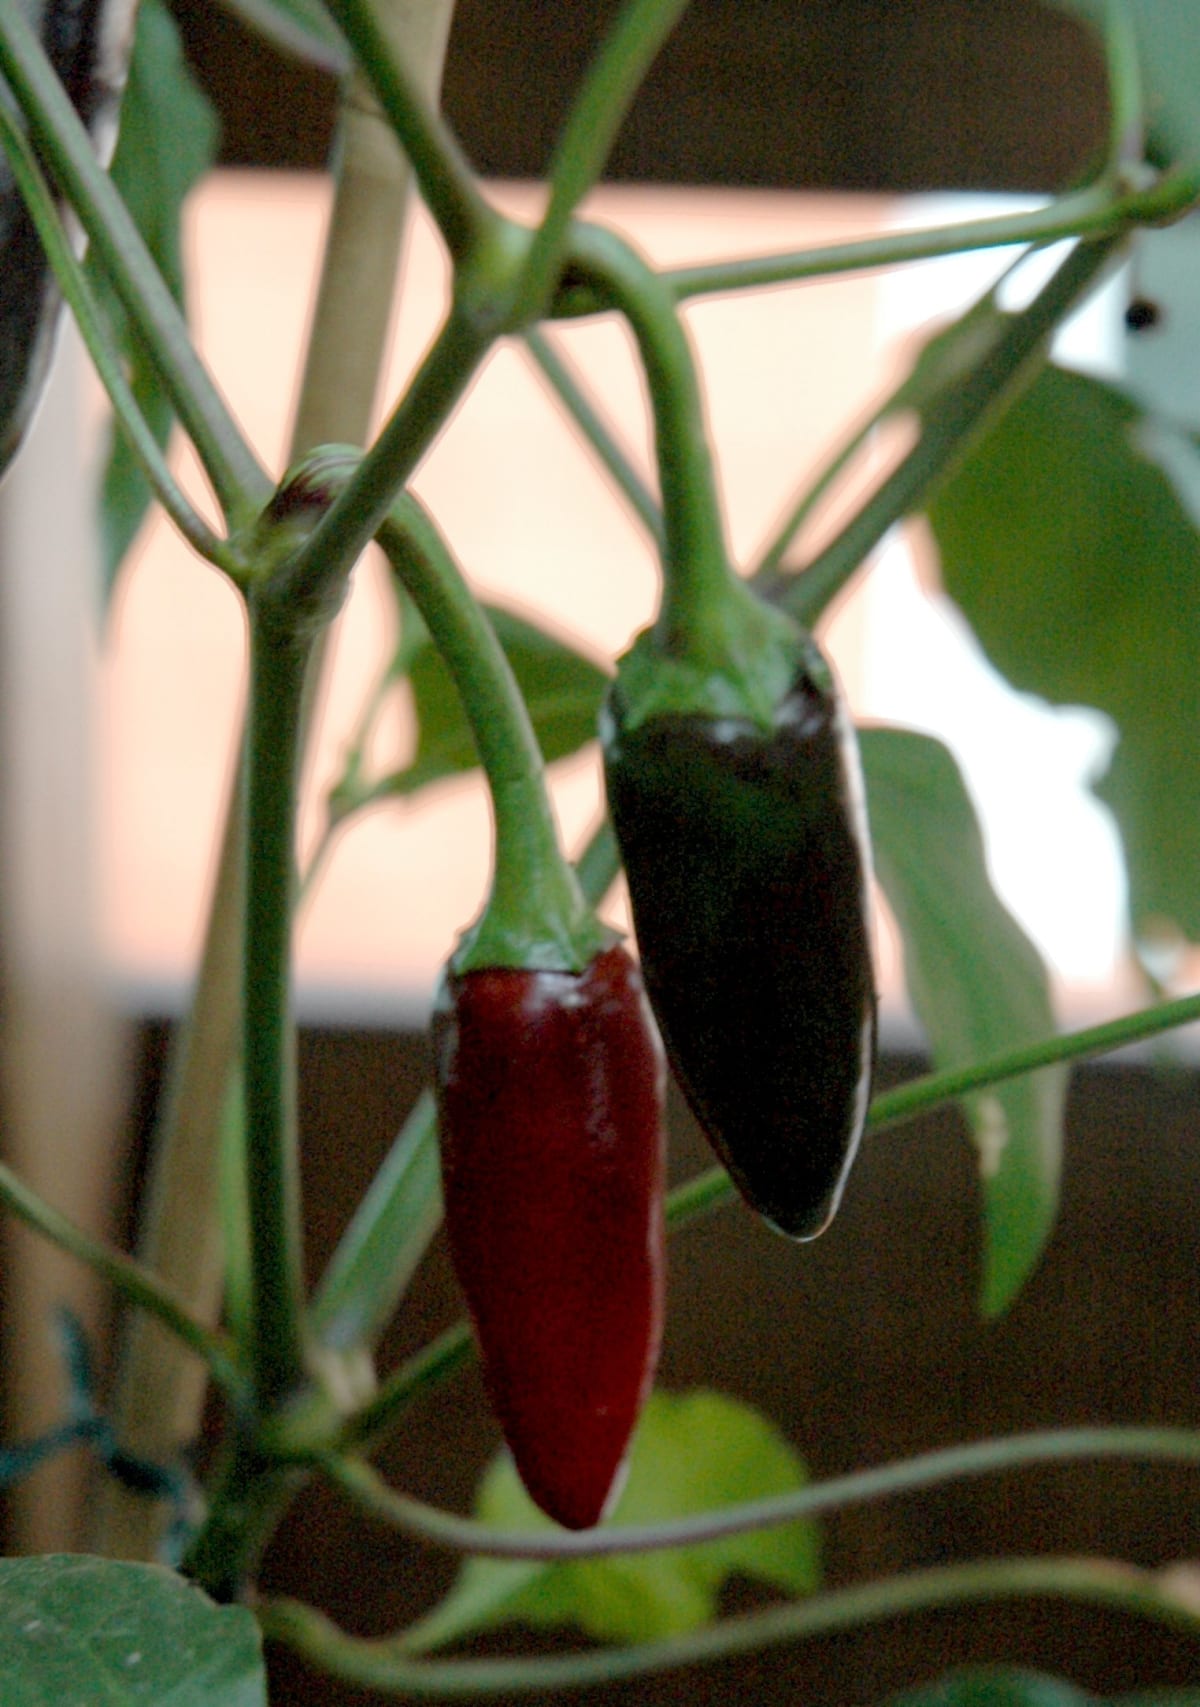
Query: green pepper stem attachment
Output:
[[563, 222, 799, 730], [378, 496, 608, 975]]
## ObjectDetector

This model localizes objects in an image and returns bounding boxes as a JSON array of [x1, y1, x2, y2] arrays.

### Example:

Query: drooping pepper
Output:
[[602, 633, 875, 1240], [432, 945, 665, 1530], [561, 223, 875, 1239], [373, 493, 666, 1531]]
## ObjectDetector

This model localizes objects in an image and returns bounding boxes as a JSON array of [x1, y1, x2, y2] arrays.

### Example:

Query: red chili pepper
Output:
[[432, 944, 666, 1530]]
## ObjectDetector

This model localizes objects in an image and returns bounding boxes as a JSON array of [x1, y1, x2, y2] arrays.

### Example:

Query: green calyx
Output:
[[616, 577, 815, 735], [452, 882, 615, 979]]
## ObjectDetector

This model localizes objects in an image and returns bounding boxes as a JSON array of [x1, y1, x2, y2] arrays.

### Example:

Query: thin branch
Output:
[[0, 1160, 243, 1396], [258, 1556, 1200, 1694], [524, 328, 664, 550], [512, 0, 692, 322], [318, 1424, 1200, 1561]]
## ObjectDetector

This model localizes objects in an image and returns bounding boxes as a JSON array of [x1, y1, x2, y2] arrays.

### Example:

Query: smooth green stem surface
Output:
[[0, 1160, 242, 1397], [565, 223, 737, 662], [184, 1435, 306, 1602], [380, 495, 604, 971], [0, 1, 269, 520], [753, 399, 882, 586], [1103, 0, 1145, 175], [784, 235, 1124, 626], [260, 1556, 1200, 1694], [0, 102, 230, 568], [524, 328, 664, 549], [320, 0, 495, 264], [281, 307, 491, 609], [663, 168, 1200, 303], [321, 1424, 1200, 1560], [242, 609, 314, 1406], [512, 0, 691, 322]]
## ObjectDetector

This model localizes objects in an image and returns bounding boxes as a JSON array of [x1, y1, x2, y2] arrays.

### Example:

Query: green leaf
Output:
[[1052, 2, 1200, 169], [861, 726, 1067, 1317], [927, 362, 1200, 943], [380, 603, 611, 800], [88, 0, 220, 598], [885, 1667, 1200, 1707], [0, 1554, 266, 1705], [403, 1388, 819, 1653]]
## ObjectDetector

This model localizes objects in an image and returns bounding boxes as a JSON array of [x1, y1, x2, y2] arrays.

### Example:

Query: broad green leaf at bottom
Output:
[[0, 1554, 266, 1706], [403, 1388, 819, 1653]]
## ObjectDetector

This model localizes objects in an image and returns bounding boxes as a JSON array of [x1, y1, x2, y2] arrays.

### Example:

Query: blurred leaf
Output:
[[886, 1668, 1200, 1707], [404, 1388, 819, 1653], [89, 0, 219, 597], [1052, 2, 1200, 169], [927, 361, 1200, 943], [861, 726, 1066, 1316], [379, 603, 610, 800], [0, 1554, 266, 1705], [212, 0, 347, 72]]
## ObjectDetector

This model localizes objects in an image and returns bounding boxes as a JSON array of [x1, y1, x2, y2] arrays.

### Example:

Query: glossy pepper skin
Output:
[[602, 644, 875, 1240], [432, 944, 666, 1530], [1, 0, 137, 473]]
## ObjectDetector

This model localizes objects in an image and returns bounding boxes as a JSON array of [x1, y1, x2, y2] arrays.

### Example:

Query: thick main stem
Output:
[[95, 0, 460, 1564], [241, 609, 312, 1406]]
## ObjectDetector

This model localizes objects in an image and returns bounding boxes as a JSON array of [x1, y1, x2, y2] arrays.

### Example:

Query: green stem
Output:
[[663, 167, 1200, 303], [511, 0, 691, 323], [379, 494, 604, 972], [784, 234, 1124, 627], [1102, 0, 1145, 179], [281, 306, 493, 610], [524, 328, 664, 549], [564, 223, 739, 664], [259, 1555, 1200, 1694], [753, 398, 883, 587], [319, 1424, 1200, 1560], [0, 1, 269, 521], [320, 0, 497, 265], [337, 1321, 471, 1452], [0, 101, 233, 570], [0, 1160, 243, 1397], [241, 607, 315, 1406], [120, 0, 461, 1572]]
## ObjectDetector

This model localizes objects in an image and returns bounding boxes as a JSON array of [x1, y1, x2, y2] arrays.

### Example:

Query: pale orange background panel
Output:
[[100, 178, 894, 1010]]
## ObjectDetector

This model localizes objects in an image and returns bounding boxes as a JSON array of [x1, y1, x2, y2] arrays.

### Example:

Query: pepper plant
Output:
[[1, 0, 1200, 1700]]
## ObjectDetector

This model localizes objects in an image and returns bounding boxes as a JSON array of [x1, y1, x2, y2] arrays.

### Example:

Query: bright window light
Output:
[[98, 177, 1137, 1023]]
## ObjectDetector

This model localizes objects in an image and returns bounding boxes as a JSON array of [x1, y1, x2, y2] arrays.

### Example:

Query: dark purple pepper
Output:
[[602, 649, 875, 1240], [432, 944, 666, 1530], [1, 0, 137, 472]]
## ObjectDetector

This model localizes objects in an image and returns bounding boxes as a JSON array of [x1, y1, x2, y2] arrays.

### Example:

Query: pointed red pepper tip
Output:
[[432, 945, 667, 1530]]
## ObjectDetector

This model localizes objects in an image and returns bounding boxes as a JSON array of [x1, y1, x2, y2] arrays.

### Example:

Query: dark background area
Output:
[[123, 1023, 1200, 1704], [170, 0, 1108, 190]]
